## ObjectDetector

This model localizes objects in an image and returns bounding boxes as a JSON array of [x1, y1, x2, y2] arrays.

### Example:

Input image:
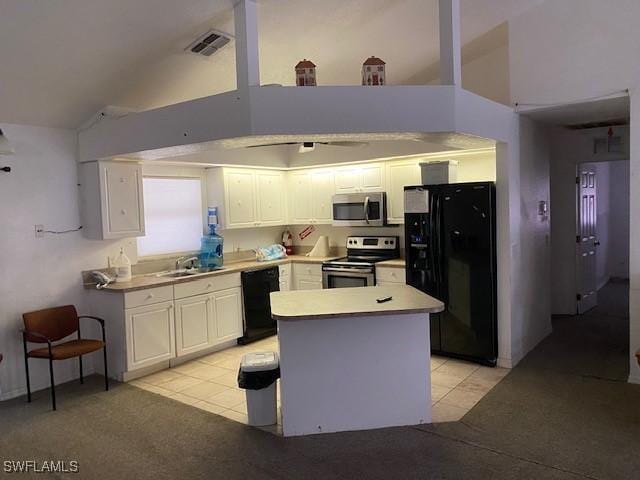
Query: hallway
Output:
[[423, 280, 638, 479], [528, 280, 630, 381]]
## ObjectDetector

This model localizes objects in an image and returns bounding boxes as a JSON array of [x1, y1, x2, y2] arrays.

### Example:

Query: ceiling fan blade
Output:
[[246, 142, 297, 148], [323, 141, 369, 147]]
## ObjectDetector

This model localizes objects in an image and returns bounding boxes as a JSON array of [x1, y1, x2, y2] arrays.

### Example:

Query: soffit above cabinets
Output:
[[77, 85, 510, 166]]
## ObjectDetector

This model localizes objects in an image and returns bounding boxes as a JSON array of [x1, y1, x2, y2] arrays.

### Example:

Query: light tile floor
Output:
[[130, 336, 509, 432]]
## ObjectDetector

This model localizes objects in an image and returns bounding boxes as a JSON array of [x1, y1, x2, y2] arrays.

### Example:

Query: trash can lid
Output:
[[240, 351, 279, 372]]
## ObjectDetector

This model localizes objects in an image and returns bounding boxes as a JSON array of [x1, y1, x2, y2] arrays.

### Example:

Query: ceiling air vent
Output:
[[186, 30, 231, 57]]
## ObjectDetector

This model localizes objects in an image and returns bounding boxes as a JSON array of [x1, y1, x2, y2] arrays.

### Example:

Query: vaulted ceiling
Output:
[[0, 0, 543, 129]]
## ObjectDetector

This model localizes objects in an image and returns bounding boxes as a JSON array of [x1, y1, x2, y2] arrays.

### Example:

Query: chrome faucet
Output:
[[175, 256, 199, 270]]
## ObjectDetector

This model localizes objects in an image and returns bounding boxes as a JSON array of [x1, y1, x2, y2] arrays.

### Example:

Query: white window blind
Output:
[[137, 177, 203, 256]]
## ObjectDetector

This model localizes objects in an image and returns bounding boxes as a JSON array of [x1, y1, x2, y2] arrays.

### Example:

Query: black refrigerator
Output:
[[404, 182, 497, 366]]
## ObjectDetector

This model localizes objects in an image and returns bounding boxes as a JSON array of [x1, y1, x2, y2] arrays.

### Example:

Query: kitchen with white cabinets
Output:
[[2, 0, 634, 476]]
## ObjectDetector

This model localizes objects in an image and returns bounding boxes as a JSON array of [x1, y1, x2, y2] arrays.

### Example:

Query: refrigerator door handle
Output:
[[428, 193, 436, 288]]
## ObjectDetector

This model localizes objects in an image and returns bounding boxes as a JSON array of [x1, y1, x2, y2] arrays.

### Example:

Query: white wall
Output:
[[629, 94, 640, 384], [0, 124, 133, 400], [549, 127, 630, 315], [461, 44, 510, 106], [511, 116, 552, 363], [509, 0, 640, 107], [509, 2, 639, 382], [609, 160, 630, 279]]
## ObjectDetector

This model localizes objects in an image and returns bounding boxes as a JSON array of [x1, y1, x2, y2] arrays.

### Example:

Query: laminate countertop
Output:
[[376, 259, 406, 268], [271, 285, 444, 321], [87, 255, 340, 293]]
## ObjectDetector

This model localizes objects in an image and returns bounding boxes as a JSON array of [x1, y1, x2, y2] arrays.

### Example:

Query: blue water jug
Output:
[[200, 229, 224, 270]]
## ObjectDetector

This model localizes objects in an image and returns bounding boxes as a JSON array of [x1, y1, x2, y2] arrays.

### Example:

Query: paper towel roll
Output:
[[307, 235, 330, 257]]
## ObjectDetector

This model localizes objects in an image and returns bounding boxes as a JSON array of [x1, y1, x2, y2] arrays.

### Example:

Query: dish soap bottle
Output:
[[113, 247, 132, 283]]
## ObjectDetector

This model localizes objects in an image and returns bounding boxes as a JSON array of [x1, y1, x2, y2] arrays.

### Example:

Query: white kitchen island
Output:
[[270, 285, 444, 437]]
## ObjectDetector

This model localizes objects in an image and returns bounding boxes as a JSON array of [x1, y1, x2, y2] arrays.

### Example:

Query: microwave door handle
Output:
[[364, 196, 370, 224]]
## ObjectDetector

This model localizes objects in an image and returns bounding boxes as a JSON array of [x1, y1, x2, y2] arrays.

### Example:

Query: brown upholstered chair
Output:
[[22, 305, 108, 410]]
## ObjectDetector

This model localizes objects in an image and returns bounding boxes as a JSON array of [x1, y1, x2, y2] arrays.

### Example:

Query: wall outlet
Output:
[[34, 225, 44, 238]]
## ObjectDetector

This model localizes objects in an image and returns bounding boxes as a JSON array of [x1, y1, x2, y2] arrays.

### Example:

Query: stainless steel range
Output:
[[322, 236, 400, 289]]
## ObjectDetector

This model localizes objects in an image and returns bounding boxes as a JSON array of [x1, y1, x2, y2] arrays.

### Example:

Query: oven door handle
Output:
[[364, 196, 370, 224], [322, 267, 374, 274]]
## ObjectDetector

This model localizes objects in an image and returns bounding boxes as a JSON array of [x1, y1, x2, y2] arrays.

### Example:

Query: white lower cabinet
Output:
[[278, 264, 292, 291], [175, 294, 213, 357], [90, 272, 244, 381], [125, 301, 175, 371], [212, 288, 243, 342], [295, 277, 323, 290], [292, 263, 323, 290], [175, 287, 243, 357], [375, 267, 406, 286]]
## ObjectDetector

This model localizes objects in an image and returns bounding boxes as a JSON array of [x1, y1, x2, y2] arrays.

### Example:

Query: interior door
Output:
[[576, 165, 598, 313], [438, 184, 496, 364]]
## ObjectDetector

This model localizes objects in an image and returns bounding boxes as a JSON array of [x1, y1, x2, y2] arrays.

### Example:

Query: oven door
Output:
[[332, 193, 386, 227], [322, 267, 375, 289]]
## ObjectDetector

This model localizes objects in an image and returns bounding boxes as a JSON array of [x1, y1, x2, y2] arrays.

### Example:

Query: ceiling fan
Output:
[[247, 141, 369, 153]]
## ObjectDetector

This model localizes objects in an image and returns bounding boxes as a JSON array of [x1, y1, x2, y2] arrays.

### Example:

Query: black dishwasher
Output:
[[238, 267, 279, 344]]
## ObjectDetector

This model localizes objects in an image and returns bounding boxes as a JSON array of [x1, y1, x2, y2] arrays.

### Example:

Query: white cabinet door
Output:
[[125, 301, 175, 371], [279, 278, 291, 291], [224, 170, 256, 228], [288, 171, 313, 224], [212, 287, 243, 343], [295, 277, 323, 290], [256, 171, 285, 226], [360, 164, 385, 192], [334, 167, 360, 193], [175, 294, 213, 357], [101, 162, 145, 239], [386, 160, 421, 224], [311, 170, 334, 223], [334, 164, 384, 193]]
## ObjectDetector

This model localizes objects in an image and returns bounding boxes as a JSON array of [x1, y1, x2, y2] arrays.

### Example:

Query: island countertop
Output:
[[270, 285, 444, 321]]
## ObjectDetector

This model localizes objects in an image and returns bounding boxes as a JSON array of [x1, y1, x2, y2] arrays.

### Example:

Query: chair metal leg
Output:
[[22, 336, 31, 403], [24, 354, 31, 403], [103, 346, 109, 391], [48, 357, 56, 411], [79, 355, 84, 384]]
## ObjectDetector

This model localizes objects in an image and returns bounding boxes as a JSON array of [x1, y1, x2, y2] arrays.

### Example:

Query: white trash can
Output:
[[238, 351, 280, 426]]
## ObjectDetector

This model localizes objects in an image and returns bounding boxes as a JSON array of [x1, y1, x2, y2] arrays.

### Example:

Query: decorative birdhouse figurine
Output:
[[295, 59, 317, 86], [362, 56, 386, 86]]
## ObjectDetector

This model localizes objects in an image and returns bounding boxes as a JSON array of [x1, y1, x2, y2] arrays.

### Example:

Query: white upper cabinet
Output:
[[255, 170, 286, 226], [208, 168, 286, 229], [224, 169, 257, 228], [386, 159, 421, 224], [310, 169, 334, 223], [334, 163, 385, 194], [288, 171, 313, 224], [360, 164, 385, 191], [287, 169, 334, 224], [79, 161, 145, 240]]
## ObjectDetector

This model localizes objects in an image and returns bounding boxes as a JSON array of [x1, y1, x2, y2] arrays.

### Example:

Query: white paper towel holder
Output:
[[307, 235, 330, 257]]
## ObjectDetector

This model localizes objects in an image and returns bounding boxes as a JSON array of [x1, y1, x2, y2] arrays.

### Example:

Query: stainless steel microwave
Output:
[[331, 192, 387, 227]]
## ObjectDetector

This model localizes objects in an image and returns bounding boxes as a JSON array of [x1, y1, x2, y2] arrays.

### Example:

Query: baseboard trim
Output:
[[0, 365, 97, 402], [628, 374, 640, 385]]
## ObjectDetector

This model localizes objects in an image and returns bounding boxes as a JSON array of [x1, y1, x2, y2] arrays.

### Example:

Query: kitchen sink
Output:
[[154, 267, 225, 278]]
